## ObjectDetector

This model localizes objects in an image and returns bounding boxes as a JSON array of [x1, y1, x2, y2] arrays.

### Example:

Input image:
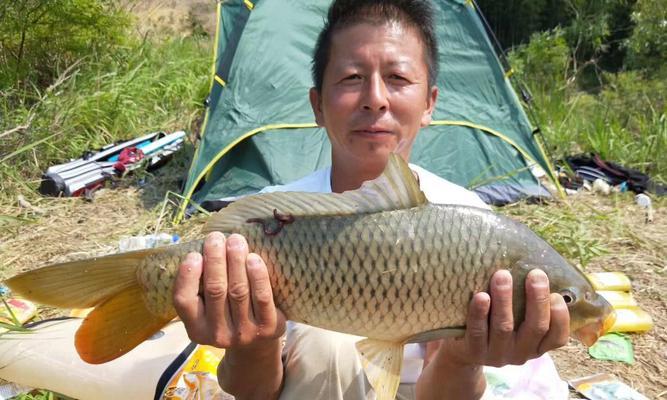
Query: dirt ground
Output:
[[128, 0, 217, 37], [520, 197, 666, 399], [1, 162, 665, 399]]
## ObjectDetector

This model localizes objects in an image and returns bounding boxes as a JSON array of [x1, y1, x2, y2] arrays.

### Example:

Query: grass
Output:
[[0, 35, 211, 204], [501, 193, 666, 270], [523, 70, 667, 183], [12, 391, 69, 400]]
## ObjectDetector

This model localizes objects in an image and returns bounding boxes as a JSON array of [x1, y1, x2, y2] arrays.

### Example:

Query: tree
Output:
[[0, 0, 131, 89]]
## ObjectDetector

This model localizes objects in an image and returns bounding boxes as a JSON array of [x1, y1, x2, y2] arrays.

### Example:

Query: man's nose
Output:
[[361, 75, 388, 112]]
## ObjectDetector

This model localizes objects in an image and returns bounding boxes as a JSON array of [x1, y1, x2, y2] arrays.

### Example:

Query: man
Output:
[[173, 1, 570, 399]]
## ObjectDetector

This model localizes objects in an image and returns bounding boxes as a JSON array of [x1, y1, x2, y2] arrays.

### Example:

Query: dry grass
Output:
[[0, 170, 206, 281], [1, 170, 665, 398], [499, 192, 666, 399], [127, 0, 216, 37]]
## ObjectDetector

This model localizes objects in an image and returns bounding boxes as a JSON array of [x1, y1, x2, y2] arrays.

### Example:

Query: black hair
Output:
[[312, 0, 439, 92]]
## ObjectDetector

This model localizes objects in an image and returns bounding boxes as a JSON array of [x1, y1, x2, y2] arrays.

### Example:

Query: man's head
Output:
[[312, 0, 439, 93], [309, 0, 440, 173]]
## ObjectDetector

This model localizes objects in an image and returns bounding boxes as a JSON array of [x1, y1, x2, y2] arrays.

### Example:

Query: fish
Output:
[[5, 154, 615, 400]]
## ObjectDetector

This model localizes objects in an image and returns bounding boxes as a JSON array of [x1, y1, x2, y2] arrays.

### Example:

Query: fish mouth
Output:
[[573, 311, 617, 346]]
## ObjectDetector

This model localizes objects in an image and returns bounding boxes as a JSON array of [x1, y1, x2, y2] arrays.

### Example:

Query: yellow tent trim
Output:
[[175, 120, 563, 223], [465, 0, 475, 7], [244, 0, 254, 11], [214, 75, 227, 87], [504, 68, 514, 79], [430, 119, 536, 163], [175, 122, 319, 223], [430, 120, 564, 196]]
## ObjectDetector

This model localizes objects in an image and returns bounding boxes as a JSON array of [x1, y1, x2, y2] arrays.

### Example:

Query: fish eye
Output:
[[560, 289, 577, 305]]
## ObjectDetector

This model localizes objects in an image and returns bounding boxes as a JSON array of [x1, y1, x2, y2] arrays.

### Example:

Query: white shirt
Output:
[[261, 163, 490, 210]]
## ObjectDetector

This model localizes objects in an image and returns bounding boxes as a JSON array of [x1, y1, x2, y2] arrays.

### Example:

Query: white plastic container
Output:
[[118, 232, 180, 252]]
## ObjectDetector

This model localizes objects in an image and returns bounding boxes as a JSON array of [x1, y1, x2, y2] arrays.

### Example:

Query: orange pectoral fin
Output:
[[75, 285, 173, 364]]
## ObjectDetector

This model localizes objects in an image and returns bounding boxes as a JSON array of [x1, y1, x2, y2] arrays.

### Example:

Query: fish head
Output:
[[517, 249, 615, 347]]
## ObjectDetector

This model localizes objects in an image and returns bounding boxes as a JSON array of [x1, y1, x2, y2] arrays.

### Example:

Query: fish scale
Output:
[[170, 204, 515, 342], [130, 205, 517, 342]]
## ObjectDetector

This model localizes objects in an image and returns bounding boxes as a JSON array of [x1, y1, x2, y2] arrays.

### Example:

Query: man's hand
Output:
[[172, 232, 286, 399], [440, 269, 569, 367], [416, 269, 570, 400]]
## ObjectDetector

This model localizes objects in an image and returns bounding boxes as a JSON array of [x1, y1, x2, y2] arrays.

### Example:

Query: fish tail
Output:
[[5, 248, 172, 363], [4, 249, 155, 308]]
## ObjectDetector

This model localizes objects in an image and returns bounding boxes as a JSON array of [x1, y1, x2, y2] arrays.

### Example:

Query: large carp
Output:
[[6, 154, 615, 400]]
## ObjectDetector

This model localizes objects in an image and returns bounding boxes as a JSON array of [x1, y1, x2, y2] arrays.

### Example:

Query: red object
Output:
[[113, 147, 145, 172]]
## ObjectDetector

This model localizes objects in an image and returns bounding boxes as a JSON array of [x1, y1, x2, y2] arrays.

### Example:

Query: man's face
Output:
[[310, 21, 438, 167]]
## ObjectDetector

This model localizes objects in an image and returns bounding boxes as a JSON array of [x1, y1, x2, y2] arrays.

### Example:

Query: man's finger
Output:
[[538, 293, 570, 354], [225, 234, 255, 344], [515, 269, 551, 361], [246, 253, 285, 338], [202, 231, 233, 345], [487, 270, 514, 365], [464, 291, 490, 365], [173, 252, 207, 342]]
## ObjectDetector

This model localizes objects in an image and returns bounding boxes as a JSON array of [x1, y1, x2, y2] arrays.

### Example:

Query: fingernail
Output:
[[227, 234, 246, 250], [551, 293, 567, 309], [186, 252, 201, 264], [208, 232, 225, 247], [247, 254, 261, 267], [529, 269, 548, 286], [494, 271, 512, 289]]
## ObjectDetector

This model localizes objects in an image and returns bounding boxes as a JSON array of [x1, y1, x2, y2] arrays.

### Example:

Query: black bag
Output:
[[564, 153, 665, 195]]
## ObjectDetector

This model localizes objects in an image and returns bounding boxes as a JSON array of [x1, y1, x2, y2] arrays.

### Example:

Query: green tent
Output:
[[177, 0, 560, 222]]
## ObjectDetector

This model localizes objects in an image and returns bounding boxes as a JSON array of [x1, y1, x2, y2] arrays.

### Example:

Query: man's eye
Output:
[[345, 74, 362, 80], [389, 74, 407, 81]]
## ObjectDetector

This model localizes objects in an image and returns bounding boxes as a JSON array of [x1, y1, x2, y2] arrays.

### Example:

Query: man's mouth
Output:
[[352, 127, 393, 136]]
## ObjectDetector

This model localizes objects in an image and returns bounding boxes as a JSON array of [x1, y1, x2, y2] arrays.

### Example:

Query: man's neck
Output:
[[330, 154, 401, 193], [330, 162, 383, 193]]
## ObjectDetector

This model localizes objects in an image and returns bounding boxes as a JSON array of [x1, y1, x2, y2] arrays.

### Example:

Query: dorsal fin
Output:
[[203, 153, 427, 233]]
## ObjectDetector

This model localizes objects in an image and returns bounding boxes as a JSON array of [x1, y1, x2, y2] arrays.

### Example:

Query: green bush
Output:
[[509, 28, 571, 92], [624, 0, 667, 72], [0, 36, 211, 197], [510, 24, 666, 182], [0, 0, 131, 90]]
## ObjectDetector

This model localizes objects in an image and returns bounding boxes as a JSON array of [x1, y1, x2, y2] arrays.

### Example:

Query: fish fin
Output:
[[204, 153, 427, 233], [4, 249, 156, 308], [405, 327, 466, 343], [355, 338, 404, 400], [75, 284, 173, 364]]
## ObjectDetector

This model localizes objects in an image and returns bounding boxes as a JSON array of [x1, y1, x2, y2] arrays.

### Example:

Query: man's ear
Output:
[[420, 85, 439, 127], [309, 87, 325, 127]]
